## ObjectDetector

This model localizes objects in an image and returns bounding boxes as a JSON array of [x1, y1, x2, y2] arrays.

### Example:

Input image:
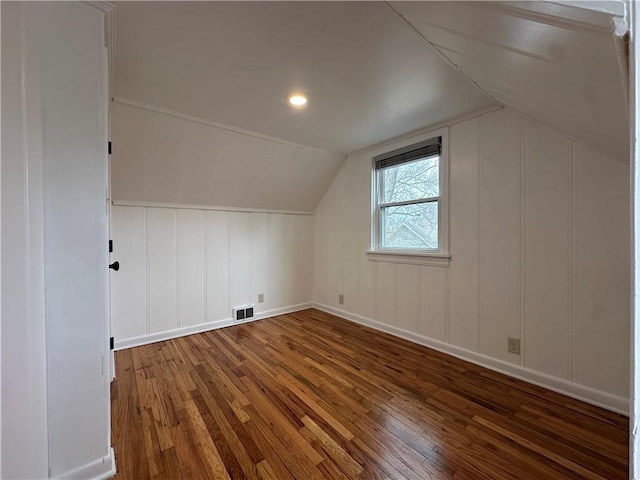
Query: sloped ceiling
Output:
[[111, 101, 344, 212], [391, 1, 629, 160], [113, 1, 495, 155], [111, 1, 629, 212]]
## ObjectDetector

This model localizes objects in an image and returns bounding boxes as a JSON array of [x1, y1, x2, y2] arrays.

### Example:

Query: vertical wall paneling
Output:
[[631, 1, 639, 466], [147, 208, 178, 333], [520, 121, 527, 368], [327, 176, 344, 309], [448, 118, 481, 351], [111, 206, 146, 339], [445, 267, 451, 343], [478, 116, 485, 354], [418, 267, 447, 341], [302, 215, 315, 304], [313, 195, 330, 306], [250, 212, 269, 313], [112, 205, 314, 346], [524, 123, 572, 380], [312, 108, 630, 411], [395, 264, 419, 333], [355, 155, 375, 319], [375, 262, 396, 327], [205, 210, 229, 322], [228, 212, 252, 311], [284, 215, 298, 307], [355, 152, 376, 317], [145, 209, 149, 334], [268, 214, 288, 309], [287, 215, 313, 307], [570, 143, 579, 383], [341, 178, 359, 312], [576, 146, 630, 398], [481, 111, 522, 364], [177, 209, 205, 328], [357, 255, 376, 321]]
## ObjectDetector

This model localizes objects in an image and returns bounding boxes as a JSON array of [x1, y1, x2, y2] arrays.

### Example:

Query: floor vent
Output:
[[233, 305, 255, 322]]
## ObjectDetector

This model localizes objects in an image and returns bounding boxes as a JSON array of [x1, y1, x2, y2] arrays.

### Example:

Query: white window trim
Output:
[[370, 127, 450, 266], [366, 250, 450, 267]]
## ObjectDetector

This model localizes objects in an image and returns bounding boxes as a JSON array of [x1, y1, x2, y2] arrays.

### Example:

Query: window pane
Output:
[[382, 201, 438, 249], [382, 156, 439, 203]]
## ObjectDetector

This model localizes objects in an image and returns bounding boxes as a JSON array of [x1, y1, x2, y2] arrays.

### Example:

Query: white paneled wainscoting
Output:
[[314, 108, 630, 414], [111, 205, 313, 349]]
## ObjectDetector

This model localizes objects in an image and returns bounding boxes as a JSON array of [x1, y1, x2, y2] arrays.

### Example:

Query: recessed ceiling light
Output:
[[288, 94, 308, 107]]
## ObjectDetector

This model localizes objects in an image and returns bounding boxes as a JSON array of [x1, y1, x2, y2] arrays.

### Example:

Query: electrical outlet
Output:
[[338, 294, 344, 305], [507, 337, 521, 355], [258, 293, 264, 303]]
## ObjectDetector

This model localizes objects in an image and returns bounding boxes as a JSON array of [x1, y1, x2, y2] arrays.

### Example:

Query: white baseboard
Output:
[[56, 447, 116, 480], [312, 303, 629, 415], [114, 303, 312, 351]]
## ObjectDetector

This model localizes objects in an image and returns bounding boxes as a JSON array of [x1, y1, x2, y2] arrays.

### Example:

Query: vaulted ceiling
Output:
[[113, 1, 495, 155], [114, 1, 628, 158], [111, 1, 629, 211], [391, 1, 629, 159]]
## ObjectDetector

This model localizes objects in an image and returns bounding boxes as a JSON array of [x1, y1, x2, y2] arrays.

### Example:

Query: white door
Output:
[[103, 44, 116, 382], [39, 3, 114, 477]]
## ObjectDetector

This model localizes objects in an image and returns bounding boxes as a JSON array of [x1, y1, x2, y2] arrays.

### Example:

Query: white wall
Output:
[[1, 3, 113, 479], [1, 3, 49, 478], [111, 100, 344, 212], [314, 108, 630, 412], [630, 0, 639, 474], [111, 205, 313, 348]]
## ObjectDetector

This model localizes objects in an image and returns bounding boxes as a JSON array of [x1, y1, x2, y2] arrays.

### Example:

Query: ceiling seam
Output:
[[113, 96, 344, 157], [383, 1, 502, 109], [505, 106, 629, 165], [346, 105, 503, 159]]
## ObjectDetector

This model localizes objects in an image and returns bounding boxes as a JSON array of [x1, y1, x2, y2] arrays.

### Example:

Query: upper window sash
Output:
[[378, 196, 439, 209], [373, 136, 441, 171]]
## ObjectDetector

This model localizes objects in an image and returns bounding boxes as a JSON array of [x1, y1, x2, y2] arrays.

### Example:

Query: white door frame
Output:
[[631, 0, 639, 477]]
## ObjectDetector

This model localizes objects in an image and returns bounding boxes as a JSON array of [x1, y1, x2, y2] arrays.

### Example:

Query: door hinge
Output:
[[110, 337, 114, 350], [109, 239, 113, 253], [108, 141, 112, 155]]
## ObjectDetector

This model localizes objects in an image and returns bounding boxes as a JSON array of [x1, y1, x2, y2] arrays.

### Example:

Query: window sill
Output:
[[366, 250, 450, 267]]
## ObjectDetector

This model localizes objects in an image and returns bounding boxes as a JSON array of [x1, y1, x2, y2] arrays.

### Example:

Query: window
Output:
[[370, 132, 449, 264]]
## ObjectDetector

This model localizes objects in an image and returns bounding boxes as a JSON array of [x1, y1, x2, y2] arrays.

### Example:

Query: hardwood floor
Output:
[[111, 308, 629, 479]]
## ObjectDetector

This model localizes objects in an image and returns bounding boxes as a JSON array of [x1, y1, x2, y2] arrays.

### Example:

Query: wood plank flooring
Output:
[[111, 308, 629, 479]]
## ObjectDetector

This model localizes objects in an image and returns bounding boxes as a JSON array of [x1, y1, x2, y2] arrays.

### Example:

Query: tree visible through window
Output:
[[381, 157, 439, 248], [373, 136, 442, 251]]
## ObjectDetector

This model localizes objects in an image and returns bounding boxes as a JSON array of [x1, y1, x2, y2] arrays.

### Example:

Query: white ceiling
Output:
[[113, 1, 495, 155], [111, 101, 345, 211], [391, 1, 629, 159], [113, 1, 629, 162]]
